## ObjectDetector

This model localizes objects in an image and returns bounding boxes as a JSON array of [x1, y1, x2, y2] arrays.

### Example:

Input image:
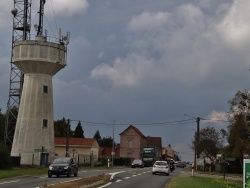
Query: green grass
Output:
[[0, 168, 48, 179], [168, 176, 242, 188]]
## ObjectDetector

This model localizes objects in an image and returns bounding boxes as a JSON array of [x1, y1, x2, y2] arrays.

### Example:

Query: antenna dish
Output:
[[11, 8, 18, 16], [63, 36, 68, 41]]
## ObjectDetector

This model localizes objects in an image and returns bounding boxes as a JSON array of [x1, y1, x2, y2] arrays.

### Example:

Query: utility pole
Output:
[[196, 117, 200, 158], [184, 114, 205, 165], [66, 119, 70, 157], [112, 120, 115, 166]]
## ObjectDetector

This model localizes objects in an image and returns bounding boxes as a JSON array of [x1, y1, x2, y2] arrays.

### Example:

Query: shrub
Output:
[[0, 144, 12, 169]]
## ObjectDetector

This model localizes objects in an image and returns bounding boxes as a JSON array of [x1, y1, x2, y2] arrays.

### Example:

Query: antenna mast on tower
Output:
[[5, 0, 31, 148]]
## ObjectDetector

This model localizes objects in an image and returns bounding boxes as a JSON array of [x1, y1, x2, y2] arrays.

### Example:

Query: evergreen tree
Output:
[[73, 121, 84, 138], [100, 136, 115, 148], [54, 118, 73, 137], [93, 130, 102, 146]]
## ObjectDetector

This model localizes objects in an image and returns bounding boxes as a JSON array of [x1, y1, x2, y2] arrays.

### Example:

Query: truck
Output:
[[141, 146, 160, 167]]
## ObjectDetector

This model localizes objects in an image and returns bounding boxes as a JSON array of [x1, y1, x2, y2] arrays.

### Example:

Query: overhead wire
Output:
[[69, 118, 197, 127]]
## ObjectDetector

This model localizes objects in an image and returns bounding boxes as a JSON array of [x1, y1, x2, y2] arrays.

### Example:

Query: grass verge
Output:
[[0, 168, 48, 179], [167, 176, 242, 188]]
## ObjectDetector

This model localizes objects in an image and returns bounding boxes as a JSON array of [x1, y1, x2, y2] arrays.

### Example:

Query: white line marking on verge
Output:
[[0, 180, 20, 185]]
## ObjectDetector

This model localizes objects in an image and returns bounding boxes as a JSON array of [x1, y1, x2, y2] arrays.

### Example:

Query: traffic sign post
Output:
[[244, 159, 250, 188]]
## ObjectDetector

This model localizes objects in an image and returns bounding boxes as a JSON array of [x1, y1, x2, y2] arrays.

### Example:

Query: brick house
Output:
[[119, 125, 162, 160], [163, 144, 175, 159]]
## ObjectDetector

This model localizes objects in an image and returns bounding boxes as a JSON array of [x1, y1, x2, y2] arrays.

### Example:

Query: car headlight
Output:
[[49, 166, 53, 170], [64, 166, 69, 169]]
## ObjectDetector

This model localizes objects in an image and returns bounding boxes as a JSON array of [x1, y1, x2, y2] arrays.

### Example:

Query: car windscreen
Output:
[[155, 162, 167, 166], [53, 158, 70, 164], [133, 160, 141, 163]]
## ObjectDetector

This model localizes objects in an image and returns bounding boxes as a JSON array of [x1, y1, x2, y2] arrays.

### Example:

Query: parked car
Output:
[[176, 161, 186, 168], [152, 161, 170, 176], [48, 157, 78, 177], [131, 159, 144, 168]]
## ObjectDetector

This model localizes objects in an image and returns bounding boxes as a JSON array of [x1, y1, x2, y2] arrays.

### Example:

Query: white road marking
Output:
[[0, 180, 20, 185]]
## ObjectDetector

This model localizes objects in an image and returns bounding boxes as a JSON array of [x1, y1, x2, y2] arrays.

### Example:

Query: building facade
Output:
[[119, 125, 162, 160], [54, 137, 99, 165]]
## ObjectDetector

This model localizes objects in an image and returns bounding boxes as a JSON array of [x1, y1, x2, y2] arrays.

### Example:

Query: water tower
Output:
[[10, 0, 70, 166]]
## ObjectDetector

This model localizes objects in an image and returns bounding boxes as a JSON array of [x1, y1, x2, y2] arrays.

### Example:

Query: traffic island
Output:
[[43, 174, 111, 188]]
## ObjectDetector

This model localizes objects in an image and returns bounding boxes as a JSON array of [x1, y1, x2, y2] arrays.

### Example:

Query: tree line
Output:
[[192, 89, 250, 166]]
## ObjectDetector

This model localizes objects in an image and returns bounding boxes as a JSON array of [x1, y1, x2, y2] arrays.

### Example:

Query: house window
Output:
[[43, 119, 48, 127], [43, 85, 48, 93]]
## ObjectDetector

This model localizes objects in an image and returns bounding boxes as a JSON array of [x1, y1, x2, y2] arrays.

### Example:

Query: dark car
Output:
[[176, 161, 186, 168], [48, 157, 78, 177], [131, 159, 144, 168]]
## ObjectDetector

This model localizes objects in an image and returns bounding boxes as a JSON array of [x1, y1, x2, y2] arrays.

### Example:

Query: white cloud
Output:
[[127, 12, 172, 32], [91, 54, 155, 87], [205, 111, 227, 125], [91, 4, 217, 88], [217, 0, 250, 48], [45, 0, 89, 16]]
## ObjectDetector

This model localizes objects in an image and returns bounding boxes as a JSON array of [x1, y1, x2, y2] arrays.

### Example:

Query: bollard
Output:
[[108, 159, 110, 168], [192, 163, 195, 176]]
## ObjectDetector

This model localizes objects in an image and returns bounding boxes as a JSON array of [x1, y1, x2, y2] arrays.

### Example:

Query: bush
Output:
[[0, 144, 12, 169]]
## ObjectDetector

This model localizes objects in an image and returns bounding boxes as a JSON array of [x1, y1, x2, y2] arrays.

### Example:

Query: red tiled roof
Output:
[[55, 137, 96, 146], [119, 125, 145, 138], [99, 147, 120, 157]]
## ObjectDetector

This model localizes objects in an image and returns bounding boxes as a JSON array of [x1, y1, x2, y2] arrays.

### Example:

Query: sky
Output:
[[1, 0, 250, 162]]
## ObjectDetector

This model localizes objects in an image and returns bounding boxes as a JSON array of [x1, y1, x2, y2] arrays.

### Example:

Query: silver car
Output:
[[131, 159, 144, 168], [152, 161, 170, 176]]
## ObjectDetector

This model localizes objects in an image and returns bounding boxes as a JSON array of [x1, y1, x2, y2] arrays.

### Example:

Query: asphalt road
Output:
[[0, 167, 184, 188]]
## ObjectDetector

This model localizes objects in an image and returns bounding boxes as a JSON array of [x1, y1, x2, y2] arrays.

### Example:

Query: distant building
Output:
[[54, 137, 99, 165], [164, 144, 175, 159], [99, 144, 120, 158], [119, 125, 162, 160]]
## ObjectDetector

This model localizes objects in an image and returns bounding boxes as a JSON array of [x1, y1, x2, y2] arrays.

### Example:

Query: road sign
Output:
[[244, 159, 250, 188]]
